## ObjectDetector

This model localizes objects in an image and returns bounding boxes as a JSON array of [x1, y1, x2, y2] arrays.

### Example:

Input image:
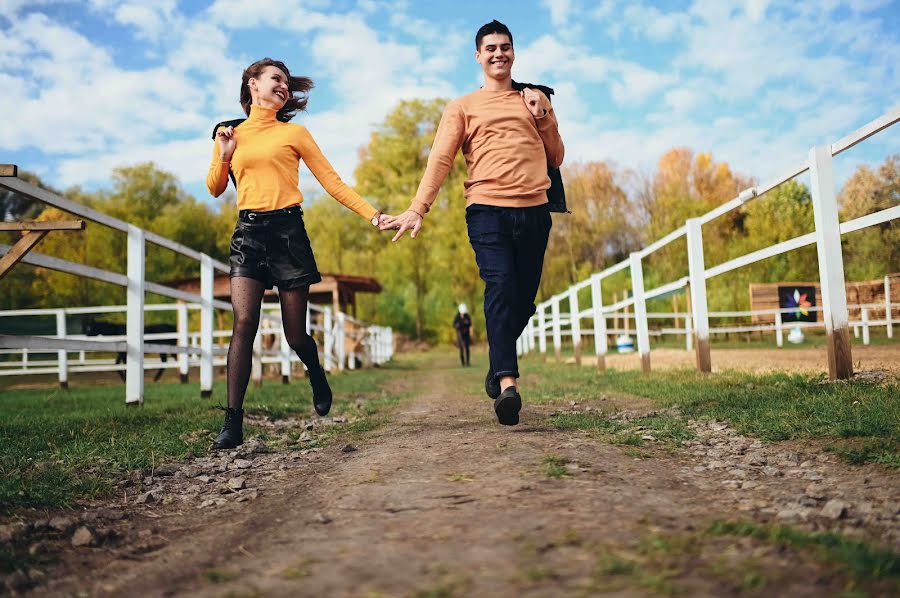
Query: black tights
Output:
[[226, 278, 324, 409]]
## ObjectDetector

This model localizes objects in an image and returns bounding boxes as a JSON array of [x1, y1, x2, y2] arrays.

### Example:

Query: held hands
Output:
[[379, 210, 423, 242], [215, 126, 237, 160], [521, 88, 549, 119]]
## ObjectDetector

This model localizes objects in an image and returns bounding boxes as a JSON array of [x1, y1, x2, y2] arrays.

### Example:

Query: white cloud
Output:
[[540, 0, 574, 27]]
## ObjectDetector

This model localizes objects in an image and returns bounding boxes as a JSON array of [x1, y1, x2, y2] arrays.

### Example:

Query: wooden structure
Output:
[[168, 272, 382, 316], [749, 273, 899, 324]]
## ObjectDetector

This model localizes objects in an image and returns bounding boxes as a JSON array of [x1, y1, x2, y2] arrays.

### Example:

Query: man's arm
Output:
[[522, 88, 564, 169], [382, 102, 466, 241]]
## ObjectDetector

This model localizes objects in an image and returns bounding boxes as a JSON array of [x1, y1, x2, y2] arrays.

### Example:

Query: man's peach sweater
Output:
[[408, 88, 564, 217]]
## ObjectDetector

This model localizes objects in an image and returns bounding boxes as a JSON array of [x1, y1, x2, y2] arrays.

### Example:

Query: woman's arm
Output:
[[206, 126, 235, 197], [296, 127, 378, 221]]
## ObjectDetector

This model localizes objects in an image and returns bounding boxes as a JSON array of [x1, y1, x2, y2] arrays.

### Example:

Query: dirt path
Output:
[[18, 352, 900, 596]]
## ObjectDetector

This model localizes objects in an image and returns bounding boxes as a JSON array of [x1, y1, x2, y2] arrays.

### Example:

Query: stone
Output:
[[641, 434, 656, 441], [227, 477, 246, 491], [234, 459, 253, 469], [0, 523, 27, 544], [804, 483, 827, 500], [195, 475, 212, 484], [802, 471, 824, 481], [776, 509, 802, 520], [299, 432, 312, 442], [236, 490, 259, 503], [315, 513, 332, 524], [135, 491, 157, 505], [762, 466, 783, 477], [28, 542, 49, 556], [741, 481, 760, 490], [745, 454, 767, 466], [182, 466, 202, 478], [708, 460, 728, 469], [821, 499, 848, 520], [155, 463, 180, 476], [71, 526, 96, 547], [49, 516, 75, 534], [726, 468, 748, 479], [341, 444, 357, 453], [692, 466, 707, 473]]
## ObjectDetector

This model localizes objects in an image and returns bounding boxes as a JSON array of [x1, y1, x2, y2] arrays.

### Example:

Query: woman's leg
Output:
[[226, 277, 266, 410], [279, 286, 332, 415]]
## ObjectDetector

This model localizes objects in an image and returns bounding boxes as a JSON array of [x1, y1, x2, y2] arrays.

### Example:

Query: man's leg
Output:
[[512, 204, 552, 340]]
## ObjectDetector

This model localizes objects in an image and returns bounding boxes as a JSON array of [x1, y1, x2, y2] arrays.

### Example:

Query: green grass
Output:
[[525, 357, 899, 465], [542, 455, 569, 478], [0, 358, 411, 514], [590, 521, 899, 595]]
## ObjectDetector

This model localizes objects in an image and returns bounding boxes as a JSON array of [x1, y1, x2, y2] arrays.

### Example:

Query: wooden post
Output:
[[686, 218, 711, 373], [569, 286, 582, 365], [629, 253, 651, 372], [177, 303, 189, 383], [551, 297, 562, 362], [200, 254, 214, 397], [126, 225, 145, 405], [810, 145, 853, 380], [56, 310, 68, 389], [590, 273, 607, 370]]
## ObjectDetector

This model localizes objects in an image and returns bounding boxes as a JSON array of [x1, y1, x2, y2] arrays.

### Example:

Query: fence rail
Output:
[[0, 173, 393, 403], [518, 106, 900, 378]]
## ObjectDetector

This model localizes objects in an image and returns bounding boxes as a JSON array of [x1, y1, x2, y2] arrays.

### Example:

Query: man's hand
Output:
[[215, 126, 237, 161], [380, 210, 423, 242], [521, 88, 549, 119]]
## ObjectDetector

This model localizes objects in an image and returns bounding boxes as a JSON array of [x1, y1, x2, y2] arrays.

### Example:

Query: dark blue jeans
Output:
[[466, 203, 552, 382]]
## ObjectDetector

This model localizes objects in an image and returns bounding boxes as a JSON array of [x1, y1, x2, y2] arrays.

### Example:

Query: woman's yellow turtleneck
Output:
[[206, 104, 377, 220]]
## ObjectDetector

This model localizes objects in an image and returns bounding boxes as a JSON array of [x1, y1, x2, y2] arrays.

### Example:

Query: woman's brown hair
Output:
[[240, 58, 314, 122]]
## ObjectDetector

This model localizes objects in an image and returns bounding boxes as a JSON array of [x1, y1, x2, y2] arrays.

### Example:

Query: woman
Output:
[[206, 58, 387, 450], [452, 303, 472, 367]]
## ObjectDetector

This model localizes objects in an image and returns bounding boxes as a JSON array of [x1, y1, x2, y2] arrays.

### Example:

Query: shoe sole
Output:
[[212, 439, 243, 450], [494, 393, 521, 426]]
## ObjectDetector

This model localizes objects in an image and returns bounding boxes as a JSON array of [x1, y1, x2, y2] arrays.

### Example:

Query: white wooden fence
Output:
[[0, 174, 393, 403], [517, 107, 900, 379]]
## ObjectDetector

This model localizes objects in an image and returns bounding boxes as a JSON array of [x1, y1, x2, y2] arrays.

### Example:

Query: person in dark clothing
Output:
[[453, 303, 472, 366]]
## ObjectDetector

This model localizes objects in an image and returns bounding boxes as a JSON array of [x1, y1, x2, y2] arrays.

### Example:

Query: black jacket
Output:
[[512, 80, 568, 214]]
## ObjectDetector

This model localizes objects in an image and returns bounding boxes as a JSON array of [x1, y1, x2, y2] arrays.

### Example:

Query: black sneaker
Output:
[[485, 369, 501, 400], [493, 387, 522, 426], [308, 367, 333, 416]]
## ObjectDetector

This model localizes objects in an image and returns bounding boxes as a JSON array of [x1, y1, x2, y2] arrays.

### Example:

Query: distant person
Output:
[[382, 20, 564, 425], [207, 57, 390, 449], [453, 303, 473, 366]]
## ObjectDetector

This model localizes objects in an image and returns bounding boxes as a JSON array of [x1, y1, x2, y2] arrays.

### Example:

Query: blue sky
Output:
[[2, 0, 898, 204]]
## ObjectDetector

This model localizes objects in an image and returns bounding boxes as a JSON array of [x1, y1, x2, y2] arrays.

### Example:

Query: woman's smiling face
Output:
[[250, 65, 290, 109]]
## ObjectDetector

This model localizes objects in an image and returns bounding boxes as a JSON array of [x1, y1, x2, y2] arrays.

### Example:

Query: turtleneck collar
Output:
[[248, 104, 278, 122]]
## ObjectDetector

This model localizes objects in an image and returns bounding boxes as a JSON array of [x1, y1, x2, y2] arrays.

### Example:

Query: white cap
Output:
[[458, 303, 467, 313]]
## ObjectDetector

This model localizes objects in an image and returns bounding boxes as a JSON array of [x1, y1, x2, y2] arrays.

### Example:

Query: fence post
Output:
[[775, 311, 784, 348], [590, 274, 607, 370], [336, 312, 346, 371], [886, 275, 893, 339], [538, 303, 547, 357], [177, 303, 189, 383], [551, 296, 562, 362], [629, 253, 651, 373], [686, 218, 711, 373], [56, 309, 68, 389], [323, 307, 334, 372], [251, 327, 263, 385], [809, 145, 853, 380], [126, 225, 145, 405], [684, 309, 693, 351], [568, 287, 582, 365], [199, 254, 214, 398], [861, 307, 870, 345], [280, 312, 291, 384]]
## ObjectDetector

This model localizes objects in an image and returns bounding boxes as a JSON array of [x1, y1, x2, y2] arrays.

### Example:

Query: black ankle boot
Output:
[[212, 407, 244, 449], [485, 368, 500, 399], [308, 367, 333, 416]]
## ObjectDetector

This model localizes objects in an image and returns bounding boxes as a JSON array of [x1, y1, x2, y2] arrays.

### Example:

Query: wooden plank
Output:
[[0, 165, 17, 177], [0, 220, 85, 231], [0, 230, 48, 280]]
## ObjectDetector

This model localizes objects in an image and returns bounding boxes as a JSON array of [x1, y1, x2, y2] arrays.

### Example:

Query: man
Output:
[[383, 19, 564, 426], [453, 303, 473, 367]]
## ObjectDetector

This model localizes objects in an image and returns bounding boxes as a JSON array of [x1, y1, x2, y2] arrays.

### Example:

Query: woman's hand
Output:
[[380, 210, 423, 242], [216, 126, 237, 161]]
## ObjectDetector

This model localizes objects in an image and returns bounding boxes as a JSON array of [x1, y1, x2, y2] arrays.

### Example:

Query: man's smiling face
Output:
[[476, 33, 514, 80]]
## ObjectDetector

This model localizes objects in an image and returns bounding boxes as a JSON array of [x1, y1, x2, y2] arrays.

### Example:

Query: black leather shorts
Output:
[[229, 206, 322, 290]]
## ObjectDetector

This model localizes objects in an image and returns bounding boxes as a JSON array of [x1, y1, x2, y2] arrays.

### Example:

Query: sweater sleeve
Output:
[[296, 127, 378, 221], [206, 127, 230, 197], [408, 101, 466, 217], [534, 105, 565, 169]]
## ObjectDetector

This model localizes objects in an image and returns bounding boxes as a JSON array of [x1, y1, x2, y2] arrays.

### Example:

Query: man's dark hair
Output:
[[475, 19, 513, 50]]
